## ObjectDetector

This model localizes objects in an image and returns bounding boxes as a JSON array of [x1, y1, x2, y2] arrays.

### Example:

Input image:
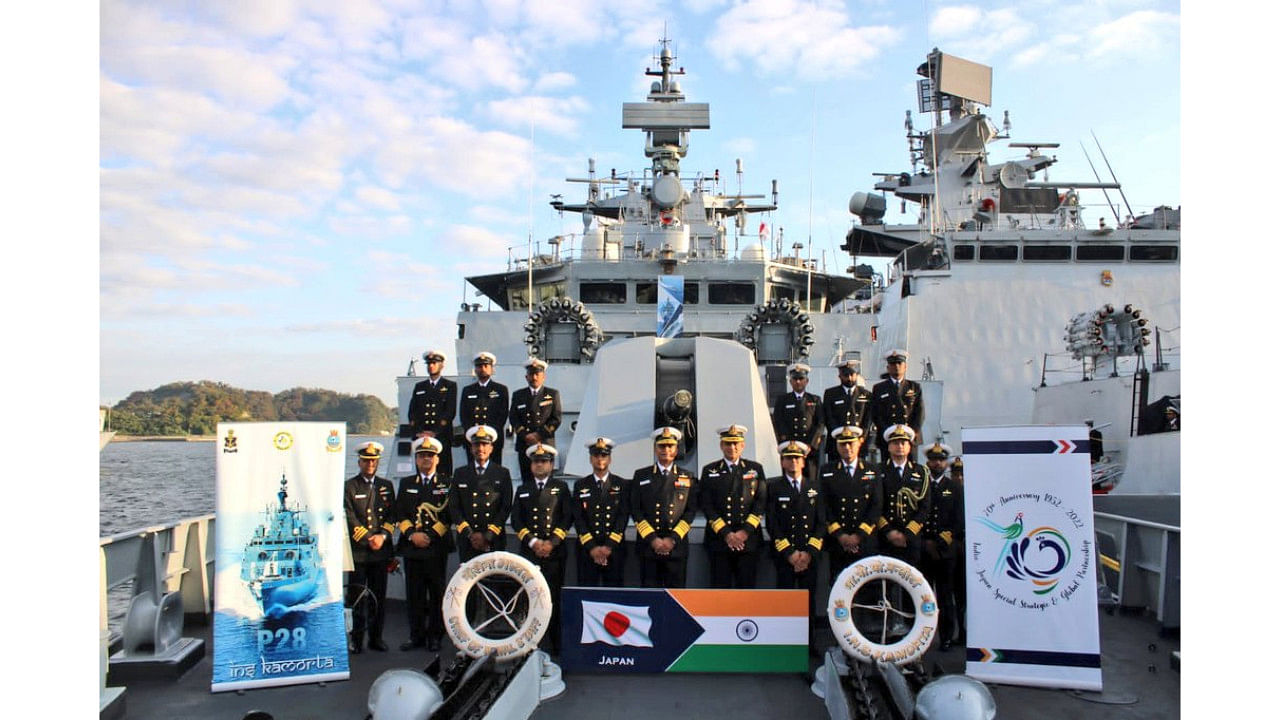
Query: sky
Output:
[[95, 0, 1181, 408]]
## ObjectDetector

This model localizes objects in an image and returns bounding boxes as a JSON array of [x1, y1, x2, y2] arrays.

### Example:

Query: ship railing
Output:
[[1094, 511, 1179, 635], [100, 514, 216, 649], [503, 233, 811, 271]]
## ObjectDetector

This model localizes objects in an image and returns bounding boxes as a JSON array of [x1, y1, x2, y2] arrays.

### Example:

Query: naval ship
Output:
[[98, 45, 1180, 720], [240, 473, 324, 618]]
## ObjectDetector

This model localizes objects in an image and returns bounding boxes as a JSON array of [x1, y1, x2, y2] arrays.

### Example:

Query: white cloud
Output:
[[707, 0, 900, 80], [355, 185, 402, 211], [929, 5, 982, 37], [439, 224, 519, 261], [1087, 10, 1179, 62], [723, 137, 757, 156], [484, 95, 590, 137], [533, 72, 577, 92]]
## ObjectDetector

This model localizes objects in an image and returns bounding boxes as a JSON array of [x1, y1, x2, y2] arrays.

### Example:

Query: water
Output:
[[99, 436, 387, 536]]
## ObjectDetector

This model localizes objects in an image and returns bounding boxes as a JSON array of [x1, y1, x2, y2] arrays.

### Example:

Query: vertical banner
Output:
[[657, 275, 684, 337], [212, 422, 350, 692], [961, 425, 1101, 690], [561, 587, 808, 673]]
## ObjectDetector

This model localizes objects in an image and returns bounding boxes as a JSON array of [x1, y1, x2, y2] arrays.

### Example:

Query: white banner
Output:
[[212, 422, 350, 691], [961, 425, 1101, 690]]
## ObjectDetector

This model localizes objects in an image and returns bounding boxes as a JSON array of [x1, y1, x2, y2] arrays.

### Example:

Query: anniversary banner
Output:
[[961, 425, 1101, 690], [211, 422, 350, 692], [561, 587, 808, 673]]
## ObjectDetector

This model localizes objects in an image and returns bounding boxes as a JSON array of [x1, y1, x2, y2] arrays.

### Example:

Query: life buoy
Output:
[[442, 551, 552, 661], [827, 556, 939, 666]]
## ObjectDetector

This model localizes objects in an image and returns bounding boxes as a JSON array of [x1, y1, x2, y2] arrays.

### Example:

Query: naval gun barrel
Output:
[[660, 389, 694, 425]]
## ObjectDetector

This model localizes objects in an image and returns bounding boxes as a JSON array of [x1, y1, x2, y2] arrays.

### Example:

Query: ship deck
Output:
[[111, 599, 1179, 720]]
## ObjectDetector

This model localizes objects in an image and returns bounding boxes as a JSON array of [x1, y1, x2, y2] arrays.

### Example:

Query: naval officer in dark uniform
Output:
[[949, 457, 967, 647], [395, 436, 452, 652], [459, 352, 509, 466], [572, 437, 630, 587], [870, 349, 923, 461], [509, 357, 562, 484], [511, 444, 573, 652], [819, 425, 882, 585], [407, 349, 457, 475], [876, 424, 931, 568], [771, 362, 825, 482], [448, 425, 513, 561], [631, 427, 697, 588], [344, 441, 396, 653], [699, 424, 767, 589], [822, 359, 873, 462], [766, 440, 825, 626], [920, 442, 963, 650]]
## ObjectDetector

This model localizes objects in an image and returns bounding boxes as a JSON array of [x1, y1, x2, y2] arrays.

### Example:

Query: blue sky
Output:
[[96, 0, 1182, 407]]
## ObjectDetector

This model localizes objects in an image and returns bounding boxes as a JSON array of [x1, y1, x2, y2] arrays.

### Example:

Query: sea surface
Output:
[[99, 436, 385, 536]]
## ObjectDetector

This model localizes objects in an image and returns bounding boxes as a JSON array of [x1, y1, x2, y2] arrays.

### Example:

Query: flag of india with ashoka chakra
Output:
[[666, 589, 809, 672], [581, 601, 654, 647]]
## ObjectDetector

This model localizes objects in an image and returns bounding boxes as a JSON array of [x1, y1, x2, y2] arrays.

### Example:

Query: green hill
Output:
[[109, 381, 396, 436]]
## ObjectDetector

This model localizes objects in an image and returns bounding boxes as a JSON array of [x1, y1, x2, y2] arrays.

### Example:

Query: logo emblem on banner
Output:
[[223, 429, 238, 453], [273, 431, 294, 450], [973, 498, 1090, 610]]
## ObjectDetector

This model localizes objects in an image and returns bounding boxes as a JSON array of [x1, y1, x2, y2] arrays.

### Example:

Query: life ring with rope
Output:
[[442, 551, 552, 661], [827, 555, 939, 666]]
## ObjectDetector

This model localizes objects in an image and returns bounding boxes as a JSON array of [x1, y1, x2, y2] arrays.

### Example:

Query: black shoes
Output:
[[427, 638, 442, 652], [348, 636, 362, 654], [401, 639, 425, 651], [368, 638, 389, 652]]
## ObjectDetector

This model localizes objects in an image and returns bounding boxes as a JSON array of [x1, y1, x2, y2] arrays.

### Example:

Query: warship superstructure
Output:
[[240, 473, 323, 618]]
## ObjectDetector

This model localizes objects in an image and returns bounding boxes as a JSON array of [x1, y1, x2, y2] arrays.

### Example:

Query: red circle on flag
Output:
[[603, 611, 630, 637]]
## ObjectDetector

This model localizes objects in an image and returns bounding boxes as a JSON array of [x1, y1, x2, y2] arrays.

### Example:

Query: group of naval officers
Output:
[[343, 347, 967, 658]]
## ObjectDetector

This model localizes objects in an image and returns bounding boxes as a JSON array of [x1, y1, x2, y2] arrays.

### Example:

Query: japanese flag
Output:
[[581, 600, 653, 647]]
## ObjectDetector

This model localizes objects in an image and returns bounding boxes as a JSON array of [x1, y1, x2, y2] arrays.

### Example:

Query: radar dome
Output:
[[848, 192, 886, 223], [740, 243, 766, 262]]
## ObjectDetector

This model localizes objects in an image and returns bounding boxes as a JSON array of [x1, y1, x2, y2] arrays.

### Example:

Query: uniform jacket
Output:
[[870, 378, 924, 441], [630, 463, 697, 559], [772, 391, 825, 450], [923, 473, 963, 550], [395, 472, 453, 559], [572, 472, 631, 551], [407, 376, 458, 443], [512, 476, 573, 560], [698, 457, 767, 553], [818, 458, 882, 542], [459, 380, 510, 436], [766, 474, 825, 558], [877, 459, 931, 540], [448, 462, 513, 544], [822, 384, 873, 439], [344, 474, 397, 563], [508, 385, 562, 449]]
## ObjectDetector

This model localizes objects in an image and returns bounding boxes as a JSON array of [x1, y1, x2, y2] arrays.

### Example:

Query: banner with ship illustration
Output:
[[211, 422, 350, 692], [961, 425, 1101, 690], [560, 587, 808, 673]]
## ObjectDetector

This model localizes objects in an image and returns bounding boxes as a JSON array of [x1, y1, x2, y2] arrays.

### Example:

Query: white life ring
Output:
[[827, 555, 939, 666], [442, 551, 552, 661]]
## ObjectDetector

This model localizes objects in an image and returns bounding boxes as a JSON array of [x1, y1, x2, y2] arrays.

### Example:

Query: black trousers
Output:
[[403, 555, 447, 643], [920, 540, 957, 644], [577, 544, 627, 587], [639, 551, 687, 588], [709, 549, 760, 588], [774, 552, 820, 641], [523, 550, 565, 651], [347, 560, 388, 642]]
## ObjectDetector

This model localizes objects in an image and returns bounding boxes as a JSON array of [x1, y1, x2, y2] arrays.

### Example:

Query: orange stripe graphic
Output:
[[668, 589, 808, 617]]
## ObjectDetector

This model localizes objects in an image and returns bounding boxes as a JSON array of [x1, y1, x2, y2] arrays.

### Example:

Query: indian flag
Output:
[[665, 590, 809, 672]]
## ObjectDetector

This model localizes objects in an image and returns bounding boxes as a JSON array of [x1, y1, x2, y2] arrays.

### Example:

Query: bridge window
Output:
[[636, 281, 657, 304], [978, 245, 1019, 261], [1076, 245, 1125, 261], [708, 282, 756, 304], [952, 244, 975, 261], [1022, 245, 1072, 261], [1129, 245, 1178, 261], [580, 282, 627, 304]]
